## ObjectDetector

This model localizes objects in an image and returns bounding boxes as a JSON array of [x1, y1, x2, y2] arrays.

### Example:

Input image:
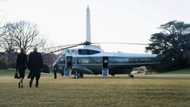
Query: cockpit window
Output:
[[78, 49, 100, 55]]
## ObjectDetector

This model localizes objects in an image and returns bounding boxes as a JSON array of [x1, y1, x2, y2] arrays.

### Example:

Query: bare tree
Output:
[[0, 21, 46, 53], [0, 23, 16, 52]]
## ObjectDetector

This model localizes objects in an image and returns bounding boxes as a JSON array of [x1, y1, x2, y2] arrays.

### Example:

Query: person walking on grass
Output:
[[28, 47, 43, 88], [16, 48, 27, 88]]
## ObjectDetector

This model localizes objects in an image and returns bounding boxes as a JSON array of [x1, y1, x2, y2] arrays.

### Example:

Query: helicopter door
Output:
[[102, 56, 109, 78], [64, 56, 73, 76]]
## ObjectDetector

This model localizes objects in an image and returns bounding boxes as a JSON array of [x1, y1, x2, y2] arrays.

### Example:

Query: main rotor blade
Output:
[[48, 43, 84, 53], [92, 42, 148, 45]]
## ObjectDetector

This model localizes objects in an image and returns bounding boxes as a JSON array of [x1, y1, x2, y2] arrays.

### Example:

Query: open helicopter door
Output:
[[64, 56, 73, 77], [102, 56, 109, 78]]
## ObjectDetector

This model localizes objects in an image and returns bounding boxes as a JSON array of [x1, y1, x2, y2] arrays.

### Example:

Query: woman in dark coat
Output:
[[16, 48, 27, 88]]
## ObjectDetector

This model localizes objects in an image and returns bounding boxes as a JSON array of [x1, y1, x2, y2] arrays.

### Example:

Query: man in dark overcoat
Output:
[[28, 48, 43, 88]]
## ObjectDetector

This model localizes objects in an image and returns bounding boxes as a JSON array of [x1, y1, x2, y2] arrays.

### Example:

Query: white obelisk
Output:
[[86, 6, 91, 43]]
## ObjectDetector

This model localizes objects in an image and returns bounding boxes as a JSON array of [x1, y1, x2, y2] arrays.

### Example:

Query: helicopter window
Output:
[[77, 57, 101, 64], [78, 49, 100, 55]]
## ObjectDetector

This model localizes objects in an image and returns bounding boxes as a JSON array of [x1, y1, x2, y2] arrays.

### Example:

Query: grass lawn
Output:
[[0, 70, 190, 107], [162, 68, 190, 74], [0, 69, 16, 76]]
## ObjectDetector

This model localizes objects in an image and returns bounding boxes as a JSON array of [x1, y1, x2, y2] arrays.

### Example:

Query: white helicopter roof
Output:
[[96, 52, 157, 58], [82, 45, 103, 52], [63, 44, 156, 58], [77, 52, 156, 58]]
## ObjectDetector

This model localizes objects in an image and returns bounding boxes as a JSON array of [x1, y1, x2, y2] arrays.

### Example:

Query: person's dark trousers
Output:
[[29, 69, 41, 88], [18, 68, 26, 88]]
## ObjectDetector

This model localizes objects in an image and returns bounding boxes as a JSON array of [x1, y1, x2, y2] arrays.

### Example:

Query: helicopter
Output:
[[51, 6, 158, 79]]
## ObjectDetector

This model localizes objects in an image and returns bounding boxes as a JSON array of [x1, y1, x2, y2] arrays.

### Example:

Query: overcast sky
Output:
[[0, 0, 190, 53]]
